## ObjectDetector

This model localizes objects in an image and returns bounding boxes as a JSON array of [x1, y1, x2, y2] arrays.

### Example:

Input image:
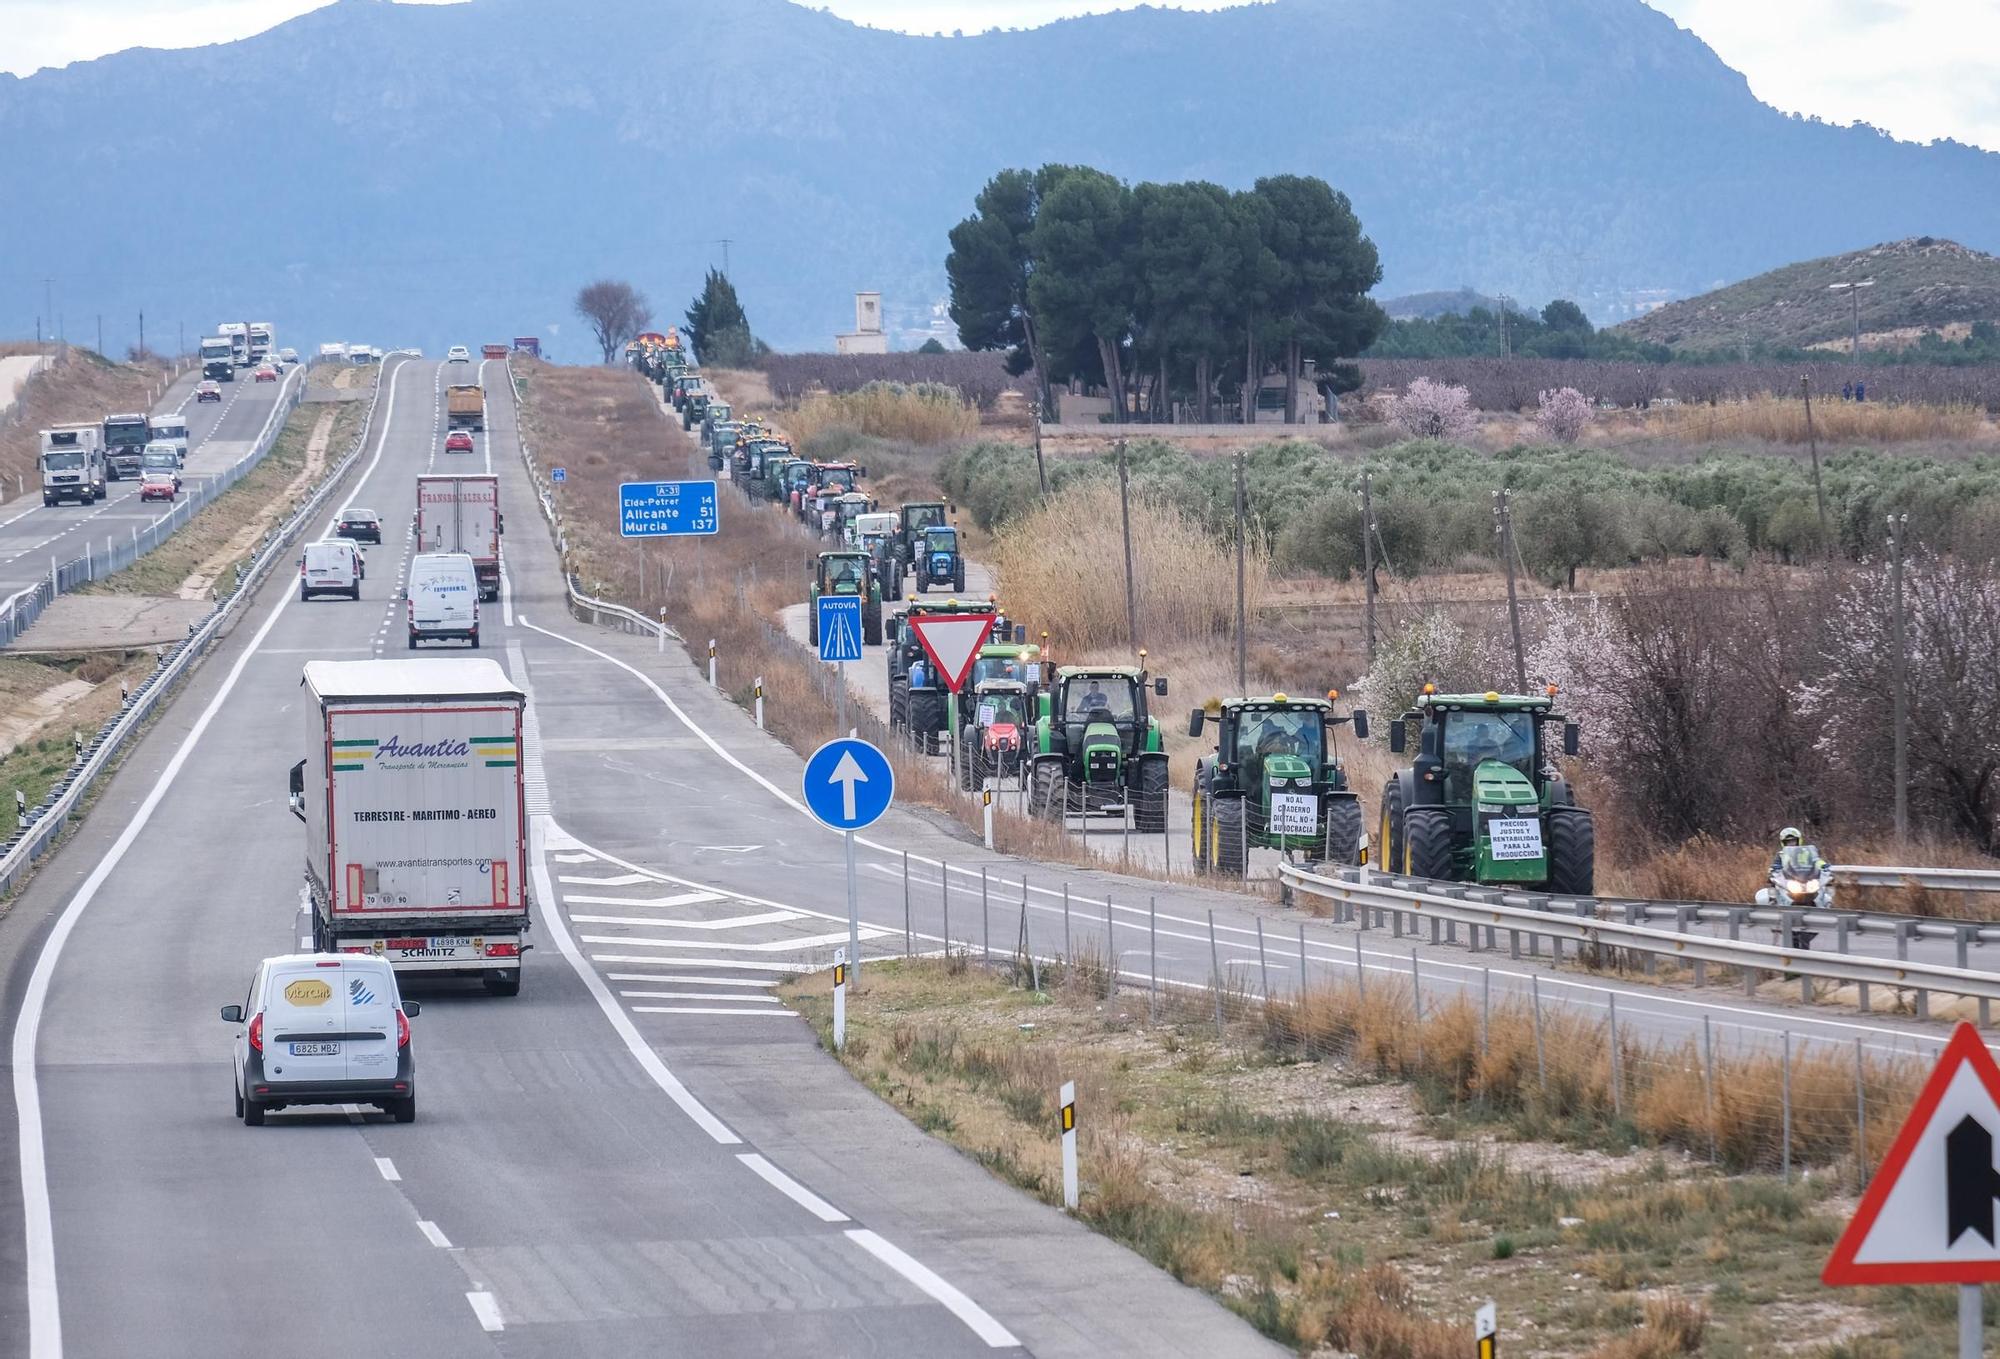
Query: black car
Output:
[[336, 507, 382, 544]]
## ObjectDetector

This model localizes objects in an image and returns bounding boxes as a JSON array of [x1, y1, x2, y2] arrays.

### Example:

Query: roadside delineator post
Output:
[[832, 949, 848, 1052], [1476, 1300, 1497, 1359], [1059, 1080, 1078, 1210], [708, 638, 717, 687], [982, 788, 994, 850], [658, 607, 667, 653], [754, 677, 764, 729]]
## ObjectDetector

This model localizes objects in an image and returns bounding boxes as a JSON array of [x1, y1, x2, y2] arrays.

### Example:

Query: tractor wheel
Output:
[[864, 604, 882, 648], [916, 579, 928, 594], [1134, 756, 1169, 834], [1028, 758, 1064, 821], [1405, 808, 1456, 883], [1378, 777, 1407, 876], [1212, 796, 1245, 876], [1190, 778, 1208, 869], [1545, 807, 1596, 896], [953, 567, 965, 593], [888, 678, 907, 731], [1324, 795, 1365, 867], [808, 607, 819, 647]]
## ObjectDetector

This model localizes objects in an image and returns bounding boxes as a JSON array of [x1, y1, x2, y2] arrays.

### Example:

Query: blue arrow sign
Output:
[[802, 737, 894, 831], [817, 596, 864, 663], [551, 467, 566, 483], [619, 480, 719, 537]]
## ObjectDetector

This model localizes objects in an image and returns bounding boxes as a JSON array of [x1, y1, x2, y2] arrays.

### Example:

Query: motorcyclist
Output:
[[1770, 827, 1830, 880]]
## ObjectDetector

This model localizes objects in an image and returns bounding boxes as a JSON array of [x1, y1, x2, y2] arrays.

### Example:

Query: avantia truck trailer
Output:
[[289, 658, 530, 995]]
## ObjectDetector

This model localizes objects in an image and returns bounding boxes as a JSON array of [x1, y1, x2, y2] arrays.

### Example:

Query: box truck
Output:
[[39, 425, 107, 505], [199, 336, 236, 381], [416, 474, 502, 601], [289, 658, 530, 995], [248, 321, 275, 361], [446, 384, 485, 432]]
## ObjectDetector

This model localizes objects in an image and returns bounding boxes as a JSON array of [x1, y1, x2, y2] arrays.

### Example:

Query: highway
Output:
[[0, 354, 1281, 1358], [0, 364, 295, 609]]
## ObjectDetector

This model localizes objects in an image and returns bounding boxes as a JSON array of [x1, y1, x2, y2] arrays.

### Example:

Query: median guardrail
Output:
[[1833, 864, 2000, 893], [1281, 860, 2000, 1023], [0, 356, 405, 900]]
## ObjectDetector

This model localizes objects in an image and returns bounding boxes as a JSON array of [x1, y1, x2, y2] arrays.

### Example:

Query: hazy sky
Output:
[[3, 0, 1994, 151]]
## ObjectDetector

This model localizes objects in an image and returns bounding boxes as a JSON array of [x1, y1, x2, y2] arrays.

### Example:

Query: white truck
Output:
[[199, 336, 236, 381], [416, 474, 503, 601], [288, 659, 530, 995], [218, 322, 251, 367], [39, 425, 107, 505], [248, 321, 275, 362]]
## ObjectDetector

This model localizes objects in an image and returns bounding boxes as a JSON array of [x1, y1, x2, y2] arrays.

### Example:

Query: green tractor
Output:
[[1378, 689, 1593, 893], [1026, 663, 1170, 831], [894, 501, 951, 582], [808, 551, 883, 648], [1187, 694, 1369, 876], [886, 600, 1018, 755]]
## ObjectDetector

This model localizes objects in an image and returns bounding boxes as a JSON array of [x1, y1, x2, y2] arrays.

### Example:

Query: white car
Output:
[[407, 551, 480, 648], [221, 953, 420, 1125], [447, 345, 471, 363]]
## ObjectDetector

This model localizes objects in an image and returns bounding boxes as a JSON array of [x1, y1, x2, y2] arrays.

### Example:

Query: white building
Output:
[[835, 292, 889, 355]]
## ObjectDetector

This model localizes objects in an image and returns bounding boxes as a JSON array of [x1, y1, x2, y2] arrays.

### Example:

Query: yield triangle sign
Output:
[[1824, 1023, 2000, 1286], [905, 612, 997, 694]]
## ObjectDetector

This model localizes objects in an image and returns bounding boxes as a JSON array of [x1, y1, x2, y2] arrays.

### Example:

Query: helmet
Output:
[[1779, 826, 1802, 845]]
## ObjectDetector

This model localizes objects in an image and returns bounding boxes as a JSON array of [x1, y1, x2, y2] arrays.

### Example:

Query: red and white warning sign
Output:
[[1825, 1022, 2000, 1286], [905, 612, 997, 694]]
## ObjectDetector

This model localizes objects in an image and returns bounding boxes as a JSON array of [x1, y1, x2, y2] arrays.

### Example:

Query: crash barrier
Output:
[[507, 357, 681, 645], [1832, 864, 2000, 893], [1281, 861, 2000, 1024], [0, 365, 306, 648], [0, 358, 400, 898]]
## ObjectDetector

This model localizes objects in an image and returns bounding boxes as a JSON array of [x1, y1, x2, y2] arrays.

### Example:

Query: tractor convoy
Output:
[[648, 344, 1593, 893]]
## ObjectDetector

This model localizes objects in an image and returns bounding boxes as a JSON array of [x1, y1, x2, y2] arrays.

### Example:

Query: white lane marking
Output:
[[375, 1157, 401, 1182], [579, 930, 887, 953], [631, 1006, 801, 1018], [528, 818, 742, 1145], [736, 1153, 850, 1223], [558, 872, 665, 887], [466, 1292, 504, 1333], [562, 890, 724, 907], [417, 1220, 454, 1249], [594, 957, 808, 973], [845, 1229, 1020, 1349], [553, 852, 597, 863], [570, 910, 801, 931], [608, 973, 779, 987], [8, 357, 417, 1359], [621, 990, 783, 1003]]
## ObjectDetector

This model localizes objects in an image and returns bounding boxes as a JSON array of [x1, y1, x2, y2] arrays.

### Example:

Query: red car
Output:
[[196, 380, 223, 403], [444, 430, 475, 454], [139, 470, 178, 502], [253, 364, 278, 383]]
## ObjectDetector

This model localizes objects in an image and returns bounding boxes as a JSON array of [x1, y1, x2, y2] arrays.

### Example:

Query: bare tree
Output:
[[574, 279, 652, 365]]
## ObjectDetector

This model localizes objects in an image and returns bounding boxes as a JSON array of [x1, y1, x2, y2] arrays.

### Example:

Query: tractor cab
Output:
[[1188, 695, 1369, 871], [896, 501, 951, 572], [816, 462, 864, 495], [829, 492, 875, 538], [809, 551, 884, 647], [1028, 662, 1170, 829], [1380, 689, 1590, 892], [959, 678, 1033, 789], [916, 525, 964, 593], [969, 642, 1041, 699]]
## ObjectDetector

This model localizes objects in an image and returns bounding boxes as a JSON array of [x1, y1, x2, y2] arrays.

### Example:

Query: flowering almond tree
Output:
[[1534, 386, 1592, 444], [1390, 377, 1478, 440]]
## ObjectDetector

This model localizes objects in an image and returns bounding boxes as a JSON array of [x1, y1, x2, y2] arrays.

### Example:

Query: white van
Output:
[[150, 415, 190, 464], [407, 551, 479, 648], [299, 539, 363, 601], [221, 953, 420, 1125]]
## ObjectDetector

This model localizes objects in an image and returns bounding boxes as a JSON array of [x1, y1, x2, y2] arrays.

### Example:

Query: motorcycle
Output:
[[1755, 845, 1830, 948]]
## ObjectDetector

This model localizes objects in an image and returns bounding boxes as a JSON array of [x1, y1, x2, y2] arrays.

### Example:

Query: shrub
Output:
[[1390, 378, 1479, 440], [1535, 386, 1592, 444], [786, 381, 980, 447]]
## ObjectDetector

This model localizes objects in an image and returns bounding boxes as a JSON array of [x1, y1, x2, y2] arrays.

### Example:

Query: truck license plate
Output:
[[289, 1042, 341, 1056], [393, 936, 475, 959]]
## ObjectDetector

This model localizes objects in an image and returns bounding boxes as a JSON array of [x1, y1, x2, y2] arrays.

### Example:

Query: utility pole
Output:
[[1828, 280, 1875, 365], [1032, 410, 1048, 497], [1887, 513, 1910, 845], [43, 279, 53, 357], [1498, 295, 1510, 359], [1802, 376, 1829, 549], [1234, 448, 1247, 690], [138, 310, 145, 360], [1361, 471, 1378, 662], [716, 239, 733, 276], [1493, 489, 1526, 691], [96, 315, 102, 357], [1117, 439, 1139, 650]]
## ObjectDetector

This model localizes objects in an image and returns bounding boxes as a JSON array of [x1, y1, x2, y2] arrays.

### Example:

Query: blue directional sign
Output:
[[619, 480, 718, 537], [802, 737, 894, 831], [817, 596, 864, 663], [551, 467, 566, 483]]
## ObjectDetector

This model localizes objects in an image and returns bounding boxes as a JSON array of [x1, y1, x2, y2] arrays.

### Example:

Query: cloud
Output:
[[0, 0, 462, 75]]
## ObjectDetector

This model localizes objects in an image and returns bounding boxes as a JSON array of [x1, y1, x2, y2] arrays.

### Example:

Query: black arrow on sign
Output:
[[1946, 1114, 2000, 1246]]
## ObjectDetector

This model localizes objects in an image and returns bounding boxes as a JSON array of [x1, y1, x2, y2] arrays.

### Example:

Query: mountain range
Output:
[[1, 0, 1995, 359]]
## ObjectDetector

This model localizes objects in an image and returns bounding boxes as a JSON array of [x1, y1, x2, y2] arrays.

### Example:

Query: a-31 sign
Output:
[[619, 480, 718, 537]]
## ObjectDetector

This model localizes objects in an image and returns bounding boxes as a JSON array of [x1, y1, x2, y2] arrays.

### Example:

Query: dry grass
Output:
[[784, 384, 981, 447], [1651, 395, 1984, 445], [991, 481, 1268, 654], [0, 651, 157, 841], [0, 349, 174, 499]]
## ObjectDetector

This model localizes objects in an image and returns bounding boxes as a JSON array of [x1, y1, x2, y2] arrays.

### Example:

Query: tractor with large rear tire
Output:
[[1025, 662, 1170, 832], [1188, 693, 1369, 877], [1378, 688, 1593, 894]]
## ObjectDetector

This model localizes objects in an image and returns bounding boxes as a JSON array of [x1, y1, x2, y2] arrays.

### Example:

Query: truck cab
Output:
[[199, 336, 236, 381], [39, 427, 106, 506], [102, 413, 151, 481]]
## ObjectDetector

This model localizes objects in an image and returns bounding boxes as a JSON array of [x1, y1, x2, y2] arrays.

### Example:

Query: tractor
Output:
[[913, 524, 965, 593], [886, 599, 1003, 755], [959, 679, 1033, 790], [967, 639, 1041, 701], [1378, 688, 1592, 893], [824, 491, 876, 542], [1187, 694, 1369, 876], [1026, 663, 1170, 831], [681, 387, 710, 432], [808, 551, 883, 647], [794, 462, 865, 525], [894, 502, 951, 581], [775, 459, 816, 509]]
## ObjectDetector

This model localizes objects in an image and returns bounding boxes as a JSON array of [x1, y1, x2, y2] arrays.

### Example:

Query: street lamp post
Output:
[[1827, 280, 1875, 364]]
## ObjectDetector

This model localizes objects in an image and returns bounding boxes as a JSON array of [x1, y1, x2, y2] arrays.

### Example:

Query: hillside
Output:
[[0, 0, 1996, 356], [1379, 288, 1506, 321], [1615, 238, 2000, 353]]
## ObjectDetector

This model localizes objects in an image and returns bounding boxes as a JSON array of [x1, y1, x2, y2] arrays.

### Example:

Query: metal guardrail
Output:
[[0, 357, 402, 899], [506, 356, 681, 645], [0, 364, 306, 647], [1833, 864, 2000, 892], [1281, 862, 2000, 1018]]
